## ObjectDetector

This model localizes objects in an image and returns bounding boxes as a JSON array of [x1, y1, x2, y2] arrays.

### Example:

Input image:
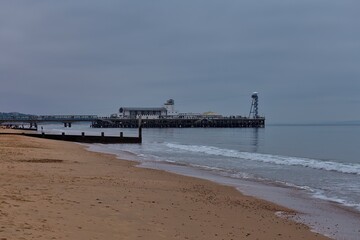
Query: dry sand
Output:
[[0, 131, 329, 240]]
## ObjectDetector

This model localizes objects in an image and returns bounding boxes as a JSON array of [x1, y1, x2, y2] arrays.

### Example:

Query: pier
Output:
[[91, 117, 265, 128], [0, 115, 98, 129], [0, 115, 265, 129], [94, 93, 265, 128], [0, 93, 265, 129]]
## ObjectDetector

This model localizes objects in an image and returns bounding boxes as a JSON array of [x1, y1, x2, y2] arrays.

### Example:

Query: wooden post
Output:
[[138, 126, 142, 140], [138, 116, 142, 141], [138, 116, 142, 128]]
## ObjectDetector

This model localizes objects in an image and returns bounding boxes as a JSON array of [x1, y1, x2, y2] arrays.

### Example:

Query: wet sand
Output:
[[0, 131, 329, 239]]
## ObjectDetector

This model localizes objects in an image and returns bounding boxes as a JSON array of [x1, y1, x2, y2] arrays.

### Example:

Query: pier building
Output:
[[117, 99, 177, 119], [116, 99, 224, 120], [118, 107, 167, 119]]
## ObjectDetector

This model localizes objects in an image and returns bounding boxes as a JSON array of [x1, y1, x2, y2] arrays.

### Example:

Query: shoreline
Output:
[[0, 133, 330, 239], [87, 143, 360, 239], [138, 161, 360, 239]]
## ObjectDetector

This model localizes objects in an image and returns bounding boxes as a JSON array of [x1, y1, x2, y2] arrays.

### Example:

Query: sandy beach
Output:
[[0, 131, 329, 240]]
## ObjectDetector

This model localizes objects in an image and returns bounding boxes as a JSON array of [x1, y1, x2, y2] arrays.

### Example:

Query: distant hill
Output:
[[0, 112, 35, 118]]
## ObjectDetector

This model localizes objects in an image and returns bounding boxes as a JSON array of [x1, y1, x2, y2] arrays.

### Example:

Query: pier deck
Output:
[[91, 117, 265, 128], [1, 115, 265, 129]]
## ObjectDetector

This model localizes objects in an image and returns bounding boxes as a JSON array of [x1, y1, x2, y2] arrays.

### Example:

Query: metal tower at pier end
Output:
[[249, 92, 259, 118]]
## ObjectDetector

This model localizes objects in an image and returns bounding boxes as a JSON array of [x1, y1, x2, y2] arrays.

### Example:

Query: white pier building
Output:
[[118, 99, 178, 119], [116, 99, 225, 120]]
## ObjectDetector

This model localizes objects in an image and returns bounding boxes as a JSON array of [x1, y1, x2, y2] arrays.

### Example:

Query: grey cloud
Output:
[[0, 0, 359, 122]]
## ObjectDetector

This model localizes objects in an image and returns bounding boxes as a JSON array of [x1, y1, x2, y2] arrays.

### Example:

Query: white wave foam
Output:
[[165, 143, 360, 175], [311, 190, 360, 211]]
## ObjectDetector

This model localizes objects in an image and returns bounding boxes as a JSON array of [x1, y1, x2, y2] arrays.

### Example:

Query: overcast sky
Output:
[[0, 0, 359, 123]]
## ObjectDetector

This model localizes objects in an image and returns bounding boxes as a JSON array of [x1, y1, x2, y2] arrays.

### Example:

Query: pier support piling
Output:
[[138, 126, 142, 140]]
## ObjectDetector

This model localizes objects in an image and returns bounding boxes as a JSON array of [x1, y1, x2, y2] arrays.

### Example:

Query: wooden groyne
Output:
[[91, 117, 265, 128], [0, 131, 142, 144]]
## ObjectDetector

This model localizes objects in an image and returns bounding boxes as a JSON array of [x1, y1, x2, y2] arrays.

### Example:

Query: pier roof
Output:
[[120, 107, 166, 111]]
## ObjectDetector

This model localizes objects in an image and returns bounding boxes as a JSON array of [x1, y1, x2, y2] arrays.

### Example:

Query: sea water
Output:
[[40, 123, 360, 239]]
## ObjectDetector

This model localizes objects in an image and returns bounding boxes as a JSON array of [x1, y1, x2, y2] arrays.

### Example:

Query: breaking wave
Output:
[[165, 143, 360, 175]]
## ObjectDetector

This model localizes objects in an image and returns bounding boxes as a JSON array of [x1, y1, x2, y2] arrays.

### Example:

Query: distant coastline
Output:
[[268, 121, 360, 126]]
